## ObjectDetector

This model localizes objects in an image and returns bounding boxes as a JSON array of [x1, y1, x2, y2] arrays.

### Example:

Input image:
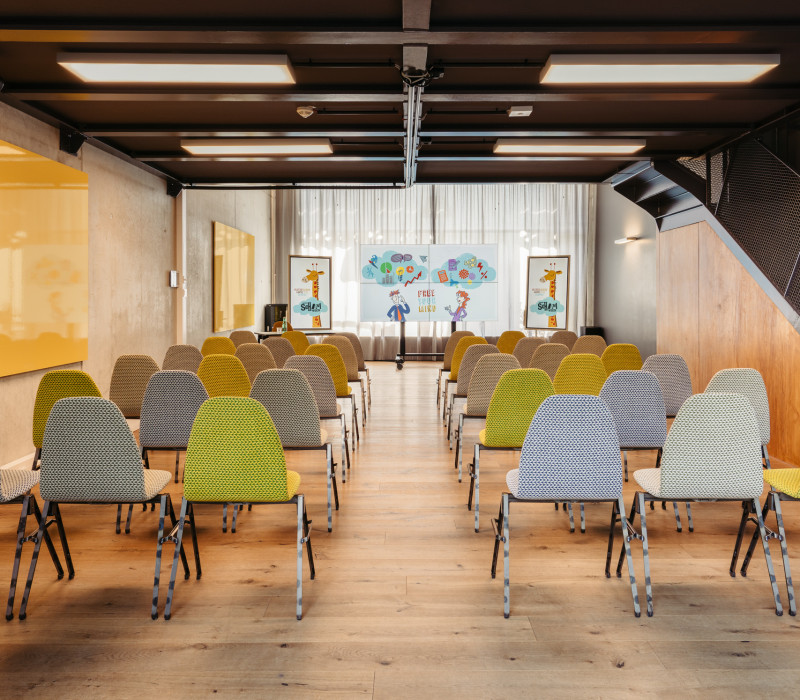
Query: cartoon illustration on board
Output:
[[444, 289, 470, 322], [362, 250, 428, 289], [431, 252, 496, 289], [300, 263, 325, 327], [386, 289, 411, 322]]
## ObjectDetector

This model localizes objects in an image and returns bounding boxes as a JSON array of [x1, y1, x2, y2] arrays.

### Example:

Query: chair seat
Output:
[[478, 429, 522, 448], [764, 468, 800, 499], [633, 468, 663, 497], [143, 469, 172, 500], [287, 470, 301, 498], [0, 469, 40, 502], [506, 468, 520, 496], [337, 387, 352, 397]]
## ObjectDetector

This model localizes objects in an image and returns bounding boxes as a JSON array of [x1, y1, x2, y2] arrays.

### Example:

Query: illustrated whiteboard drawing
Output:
[[525, 255, 570, 330], [289, 255, 332, 330]]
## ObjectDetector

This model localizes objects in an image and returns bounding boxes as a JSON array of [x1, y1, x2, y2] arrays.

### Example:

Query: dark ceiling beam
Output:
[[4, 88, 404, 102], [403, 0, 432, 31], [419, 126, 745, 137], [85, 127, 407, 137], [417, 155, 659, 162], [139, 155, 405, 162], [422, 87, 800, 102]]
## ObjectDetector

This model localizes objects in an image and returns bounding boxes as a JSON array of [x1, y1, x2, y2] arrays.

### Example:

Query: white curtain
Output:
[[275, 183, 596, 359]]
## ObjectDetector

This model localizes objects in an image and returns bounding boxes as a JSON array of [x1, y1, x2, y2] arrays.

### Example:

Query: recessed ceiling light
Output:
[[540, 54, 780, 84], [493, 139, 646, 155], [507, 106, 533, 118], [57, 53, 295, 84], [180, 139, 332, 156]]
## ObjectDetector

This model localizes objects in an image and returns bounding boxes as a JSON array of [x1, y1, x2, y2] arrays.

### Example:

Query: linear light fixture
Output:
[[493, 139, 646, 155], [180, 138, 332, 156], [615, 236, 640, 244], [57, 53, 295, 84], [540, 54, 780, 84]]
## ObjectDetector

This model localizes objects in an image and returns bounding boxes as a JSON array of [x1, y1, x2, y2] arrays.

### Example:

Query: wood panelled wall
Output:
[[658, 220, 800, 466]]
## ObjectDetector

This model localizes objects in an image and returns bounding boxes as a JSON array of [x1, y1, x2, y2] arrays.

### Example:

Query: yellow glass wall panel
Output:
[[213, 221, 255, 332], [0, 140, 89, 378]]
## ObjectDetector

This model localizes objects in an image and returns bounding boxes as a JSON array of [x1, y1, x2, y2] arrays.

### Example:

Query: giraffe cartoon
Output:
[[539, 264, 563, 328], [302, 264, 325, 328]]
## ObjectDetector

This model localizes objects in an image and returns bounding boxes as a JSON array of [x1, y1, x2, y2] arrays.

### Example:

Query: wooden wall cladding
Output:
[[658, 220, 800, 466]]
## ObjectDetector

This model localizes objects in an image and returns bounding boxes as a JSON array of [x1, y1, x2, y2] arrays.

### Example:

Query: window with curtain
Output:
[[275, 184, 596, 360]]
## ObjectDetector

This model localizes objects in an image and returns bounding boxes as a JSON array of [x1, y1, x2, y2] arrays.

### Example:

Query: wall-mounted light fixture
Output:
[[614, 236, 641, 245], [180, 138, 332, 156]]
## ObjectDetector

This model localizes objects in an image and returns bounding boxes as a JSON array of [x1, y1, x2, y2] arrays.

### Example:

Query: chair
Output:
[[529, 343, 570, 380], [31, 370, 102, 469], [641, 354, 693, 418], [162, 344, 203, 372], [272, 321, 293, 332], [454, 354, 520, 480], [262, 337, 296, 368], [250, 369, 338, 532], [491, 394, 640, 619], [18, 397, 186, 621], [285, 355, 351, 477], [305, 344, 360, 448], [553, 353, 607, 396], [619, 393, 783, 617], [549, 330, 578, 350], [108, 354, 160, 418], [705, 368, 771, 468], [601, 343, 643, 374], [469, 369, 555, 532], [512, 337, 546, 368], [446, 344, 500, 445], [161, 396, 313, 621], [443, 336, 487, 423], [283, 330, 310, 355], [571, 334, 607, 357], [235, 343, 277, 383], [325, 335, 367, 428], [496, 330, 526, 355], [338, 332, 372, 407], [437, 330, 474, 408], [200, 336, 237, 356], [229, 330, 258, 347], [197, 354, 251, 398]]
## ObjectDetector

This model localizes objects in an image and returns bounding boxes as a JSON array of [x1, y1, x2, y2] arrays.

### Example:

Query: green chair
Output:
[[197, 354, 251, 398], [200, 336, 237, 357]]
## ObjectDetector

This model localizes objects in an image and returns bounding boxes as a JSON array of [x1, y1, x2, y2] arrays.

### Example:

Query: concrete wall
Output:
[[594, 183, 658, 359]]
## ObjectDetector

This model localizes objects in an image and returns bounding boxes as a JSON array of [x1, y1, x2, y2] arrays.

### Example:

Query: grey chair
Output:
[[642, 354, 693, 417], [162, 344, 203, 372]]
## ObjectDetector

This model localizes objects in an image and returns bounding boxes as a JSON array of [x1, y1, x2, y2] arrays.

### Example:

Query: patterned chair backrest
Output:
[[553, 353, 608, 396], [184, 397, 291, 502], [496, 330, 526, 354], [305, 344, 350, 396], [262, 337, 296, 368], [109, 354, 160, 418], [442, 331, 475, 371], [235, 343, 277, 383], [571, 334, 607, 357], [197, 354, 251, 398], [549, 330, 578, 350], [512, 337, 547, 368], [230, 330, 258, 347], [284, 355, 339, 418], [456, 345, 500, 394], [465, 354, 521, 417], [642, 354, 693, 417], [704, 368, 770, 446], [516, 394, 623, 500], [338, 332, 367, 371], [601, 343, 643, 374], [483, 369, 555, 447], [139, 370, 209, 449], [283, 330, 310, 355], [39, 397, 147, 502], [529, 343, 570, 380], [162, 344, 203, 372], [599, 370, 667, 449], [250, 369, 322, 447], [659, 393, 764, 500], [32, 370, 102, 449], [449, 336, 488, 381], [324, 336, 360, 381], [201, 336, 236, 357]]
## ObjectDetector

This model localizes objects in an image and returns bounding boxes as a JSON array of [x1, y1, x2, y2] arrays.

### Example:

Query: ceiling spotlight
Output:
[[296, 106, 317, 119], [507, 106, 533, 118]]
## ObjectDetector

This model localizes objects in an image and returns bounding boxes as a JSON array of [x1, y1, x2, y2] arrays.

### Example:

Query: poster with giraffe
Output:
[[525, 255, 570, 330], [288, 255, 332, 330]]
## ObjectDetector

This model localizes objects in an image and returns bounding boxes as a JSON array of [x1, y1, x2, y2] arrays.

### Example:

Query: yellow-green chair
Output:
[[469, 369, 554, 531], [283, 330, 310, 355], [161, 396, 313, 621], [197, 354, 251, 398], [31, 370, 102, 469], [601, 343, 643, 374], [496, 330, 526, 355], [306, 344, 359, 447], [200, 336, 236, 357], [443, 336, 487, 423], [553, 353, 608, 396]]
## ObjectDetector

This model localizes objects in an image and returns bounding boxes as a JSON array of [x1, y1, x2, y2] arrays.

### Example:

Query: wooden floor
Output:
[[2, 361, 799, 698]]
